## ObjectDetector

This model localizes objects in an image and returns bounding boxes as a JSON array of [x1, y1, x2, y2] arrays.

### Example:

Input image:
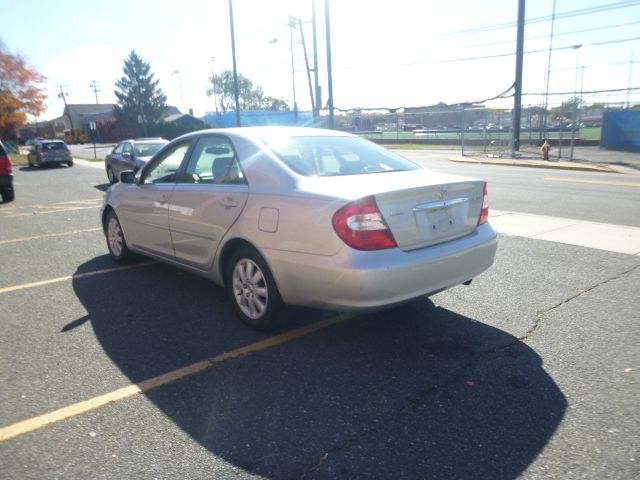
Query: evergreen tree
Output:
[[114, 51, 167, 133]]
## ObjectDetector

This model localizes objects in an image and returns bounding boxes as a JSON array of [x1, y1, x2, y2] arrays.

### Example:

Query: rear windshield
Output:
[[41, 142, 67, 151], [262, 135, 420, 177], [135, 143, 166, 157]]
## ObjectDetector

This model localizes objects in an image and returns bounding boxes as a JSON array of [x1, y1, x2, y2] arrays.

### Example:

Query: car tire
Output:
[[67, 159, 74, 167], [1, 186, 14, 203], [107, 166, 117, 184], [104, 210, 132, 263], [226, 246, 287, 330], [28, 157, 33, 167]]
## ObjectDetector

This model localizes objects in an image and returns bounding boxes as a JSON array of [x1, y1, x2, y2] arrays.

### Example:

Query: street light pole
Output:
[[287, 16, 298, 119], [228, 0, 241, 127], [569, 44, 582, 161], [325, 0, 334, 129], [210, 57, 219, 114]]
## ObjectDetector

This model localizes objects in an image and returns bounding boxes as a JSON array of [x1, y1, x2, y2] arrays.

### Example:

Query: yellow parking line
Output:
[[3, 205, 100, 218], [0, 314, 349, 441], [0, 228, 102, 245], [545, 177, 640, 187], [0, 262, 155, 295]]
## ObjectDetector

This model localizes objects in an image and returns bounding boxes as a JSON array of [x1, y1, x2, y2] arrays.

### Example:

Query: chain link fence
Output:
[[334, 101, 635, 159]]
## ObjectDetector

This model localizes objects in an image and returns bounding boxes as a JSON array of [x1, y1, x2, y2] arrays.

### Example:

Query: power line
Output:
[[416, 20, 640, 56], [401, 36, 640, 66], [443, 0, 640, 37]]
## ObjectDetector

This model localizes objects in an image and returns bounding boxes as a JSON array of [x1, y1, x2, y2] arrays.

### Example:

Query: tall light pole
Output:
[[325, 0, 334, 129], [171, 70, 184, 111], [311, 0, 321, 123], [228, 0, 241, 127], [287, 16, 299, 119]]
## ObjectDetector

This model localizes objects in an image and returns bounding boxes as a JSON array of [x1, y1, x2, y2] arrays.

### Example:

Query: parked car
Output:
[[105, 138, 169, 183], [27, 140, 73, 168], [102, 127, 497, 329], [0, 140, 15, 202]]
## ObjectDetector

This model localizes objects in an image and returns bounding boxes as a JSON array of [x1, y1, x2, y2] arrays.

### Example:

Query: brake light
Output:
[[0, 154, 12, 176], [332, 196, 397, 250], [477, 182, 489, 225]]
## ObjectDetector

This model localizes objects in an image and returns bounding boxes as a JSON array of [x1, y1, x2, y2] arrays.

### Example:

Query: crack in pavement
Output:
[[294, 262, 640, 479], [520, 263, 640, 342]]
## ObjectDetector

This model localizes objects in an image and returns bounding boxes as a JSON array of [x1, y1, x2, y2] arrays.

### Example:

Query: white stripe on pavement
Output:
[[490, 210, 640, 255]]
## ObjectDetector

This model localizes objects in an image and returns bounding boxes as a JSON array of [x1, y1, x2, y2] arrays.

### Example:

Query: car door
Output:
[[116, 140, 193, 259], [168, 135, 249, 271], [109, 143, 125, 176], [121, 142, 135, 173]]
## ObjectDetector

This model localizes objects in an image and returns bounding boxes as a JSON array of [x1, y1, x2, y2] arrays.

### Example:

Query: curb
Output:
[[449, 156, 617, 173]]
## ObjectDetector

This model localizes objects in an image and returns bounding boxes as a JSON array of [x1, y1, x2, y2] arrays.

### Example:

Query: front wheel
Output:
[[226, 247, 286, 330], [107, 166, 116, 184], [1, 186, 14, 202], [104, 210, 131, 263]]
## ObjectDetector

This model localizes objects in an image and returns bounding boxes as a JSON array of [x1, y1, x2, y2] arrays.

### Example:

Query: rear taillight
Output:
[[332, 196, 397, 250], [477, 182, 489, 225], [0, 155, 12, 176], [40, 149, 48, 155]]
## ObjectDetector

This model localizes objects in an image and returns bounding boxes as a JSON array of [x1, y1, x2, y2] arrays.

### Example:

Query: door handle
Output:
[[221, 197, 239, 208]]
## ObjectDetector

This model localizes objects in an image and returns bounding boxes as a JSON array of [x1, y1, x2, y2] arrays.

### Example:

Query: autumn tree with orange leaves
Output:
[[0, 42, 47, 139]]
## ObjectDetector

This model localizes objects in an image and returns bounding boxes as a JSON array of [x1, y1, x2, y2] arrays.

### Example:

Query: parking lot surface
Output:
[[0, 161, 638, 479]]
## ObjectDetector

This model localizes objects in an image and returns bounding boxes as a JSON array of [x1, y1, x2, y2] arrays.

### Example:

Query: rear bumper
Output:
[[263, 222, 498, 310], [0, 174, 13, 188]]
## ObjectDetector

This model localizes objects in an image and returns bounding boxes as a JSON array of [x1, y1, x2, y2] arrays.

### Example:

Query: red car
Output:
[[0, 140, 15, 203]]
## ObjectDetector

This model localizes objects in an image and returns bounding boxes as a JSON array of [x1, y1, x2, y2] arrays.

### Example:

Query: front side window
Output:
[[113, 143, 125, 155], [183, 136, 245, 185], [123, 143, 133, 156], [142, 142, 191, 184], [262, 135, 420, 177]]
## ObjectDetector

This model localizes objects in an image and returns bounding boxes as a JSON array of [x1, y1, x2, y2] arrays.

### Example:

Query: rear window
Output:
[[262, 135, 420, 177], [134, 142, 166, 157], [41, 142, 67, 151]]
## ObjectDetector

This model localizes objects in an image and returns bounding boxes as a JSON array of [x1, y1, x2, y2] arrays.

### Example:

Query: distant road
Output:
[[68, 143, 114, 160]]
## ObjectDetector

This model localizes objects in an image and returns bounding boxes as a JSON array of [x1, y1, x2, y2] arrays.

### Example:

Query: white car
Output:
[[102, 127, 497, 329]]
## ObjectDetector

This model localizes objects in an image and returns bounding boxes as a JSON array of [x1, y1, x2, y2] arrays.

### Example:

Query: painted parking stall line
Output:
[[0, 228, 102, 246], [0, 262, 155, 295], [0, 314, 350, 442]]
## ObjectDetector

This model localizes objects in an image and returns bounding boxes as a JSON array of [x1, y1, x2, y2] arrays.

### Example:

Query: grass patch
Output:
[[10, 154, 29, 166]]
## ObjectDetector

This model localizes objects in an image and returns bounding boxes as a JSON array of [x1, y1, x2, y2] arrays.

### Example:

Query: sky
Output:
[[1, 0, 639, 121]]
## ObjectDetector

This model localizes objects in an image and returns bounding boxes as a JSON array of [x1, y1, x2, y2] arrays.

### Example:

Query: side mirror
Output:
[[119, 170, 136, 184], [122, 152, 131, 159]]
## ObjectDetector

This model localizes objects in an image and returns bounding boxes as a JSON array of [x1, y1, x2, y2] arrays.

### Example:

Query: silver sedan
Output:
[[101, 127, 497, 329]]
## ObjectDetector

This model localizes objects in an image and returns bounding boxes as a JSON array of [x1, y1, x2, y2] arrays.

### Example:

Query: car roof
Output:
[[120, 138, 168, 144]]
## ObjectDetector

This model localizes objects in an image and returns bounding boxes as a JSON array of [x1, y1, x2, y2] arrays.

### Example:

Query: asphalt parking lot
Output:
[[1, 161, 638, 479]]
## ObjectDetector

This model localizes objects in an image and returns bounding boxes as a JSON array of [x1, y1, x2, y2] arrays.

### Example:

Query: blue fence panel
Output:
[[601, 111, 640, 151], [204, 110, 315, 128]]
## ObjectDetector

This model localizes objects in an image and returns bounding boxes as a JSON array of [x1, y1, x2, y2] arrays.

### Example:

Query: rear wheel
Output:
[[1, 186, 14, 203], [105, 210, 131, 263], [226, 246, 286, 330], [67, 159, 74, 167]]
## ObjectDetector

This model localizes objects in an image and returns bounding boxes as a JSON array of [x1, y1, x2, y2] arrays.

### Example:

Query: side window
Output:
[[142, 142, 191, 184], [113, 143, 125, 155], [123, 143, 133, 156], [183, 136, 245, 185]]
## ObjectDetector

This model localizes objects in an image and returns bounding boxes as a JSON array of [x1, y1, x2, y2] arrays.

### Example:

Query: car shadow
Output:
[[92, 183, 111, 192], [72, 257, 566, 479]]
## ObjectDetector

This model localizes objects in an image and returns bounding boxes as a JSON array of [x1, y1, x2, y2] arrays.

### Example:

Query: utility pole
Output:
[[311, 0, 321, 123], [57, 85, 74, 130], [298, 18, 316, 117], [325, 0, 334, 129], [287, 16, 299, 119], [542, 0, 557, 140], [511, 0, 525, 155], [228, 0, 241, 127], [89, 80, 101, 104]]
